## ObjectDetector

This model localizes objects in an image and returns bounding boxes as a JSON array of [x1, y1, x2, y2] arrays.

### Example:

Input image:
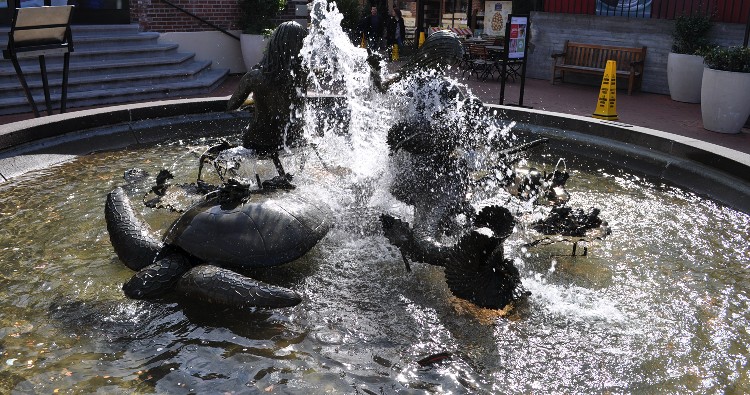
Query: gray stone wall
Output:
[[526, 12, 747, 95]]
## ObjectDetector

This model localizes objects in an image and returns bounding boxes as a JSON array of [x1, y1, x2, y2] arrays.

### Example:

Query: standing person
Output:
[[385, 11, 396, 49], [359, 6, 383, 50], [393, 9, 406, 48], [385, 9, 405, 50]]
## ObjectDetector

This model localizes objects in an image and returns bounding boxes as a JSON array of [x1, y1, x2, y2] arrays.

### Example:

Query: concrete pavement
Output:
[[1, 72, 749, 155], [460, 74, 750, 155]]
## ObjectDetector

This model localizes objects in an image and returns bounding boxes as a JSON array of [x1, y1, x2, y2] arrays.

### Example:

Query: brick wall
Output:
[[130, 0, 302, 33], [130, 0, 241, 32]]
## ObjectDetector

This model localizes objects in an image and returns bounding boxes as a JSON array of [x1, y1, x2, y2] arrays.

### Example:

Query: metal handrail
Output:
[[158, 0, 240, 41]]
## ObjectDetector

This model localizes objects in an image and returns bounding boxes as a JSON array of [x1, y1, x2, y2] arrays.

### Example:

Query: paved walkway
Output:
[[461, 74, 750, 155], [2, 72, 749, 154]]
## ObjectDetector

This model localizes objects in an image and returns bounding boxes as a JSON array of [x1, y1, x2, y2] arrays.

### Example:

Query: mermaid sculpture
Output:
[[372, 32, 532, 308], [202, 21, 309, 188], [373, 34, 608, 306]]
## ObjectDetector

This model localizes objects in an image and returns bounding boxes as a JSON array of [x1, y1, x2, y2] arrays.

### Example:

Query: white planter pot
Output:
[[701, 67, 750, 134], [667, 52, 704, 103], [240, 34, 267, 71]]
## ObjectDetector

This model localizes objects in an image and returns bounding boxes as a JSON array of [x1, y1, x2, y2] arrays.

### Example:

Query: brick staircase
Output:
[[0, 24, 229, 116]]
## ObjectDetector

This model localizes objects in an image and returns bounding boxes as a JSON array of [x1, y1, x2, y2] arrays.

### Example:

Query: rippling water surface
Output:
[[1, 135, 749, 394], [2, 1, 749, 392]]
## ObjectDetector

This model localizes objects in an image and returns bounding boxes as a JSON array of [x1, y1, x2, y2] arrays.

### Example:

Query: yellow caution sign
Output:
[[593, 60, 618, 121], [392, 44, 399, 61], [418, 32, 425, 47], [360, 33, 366, 48]]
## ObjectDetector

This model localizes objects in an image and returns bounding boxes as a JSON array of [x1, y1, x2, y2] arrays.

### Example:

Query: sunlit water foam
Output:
[[523, 273, 626, 323], [260, 0, 622, 324]]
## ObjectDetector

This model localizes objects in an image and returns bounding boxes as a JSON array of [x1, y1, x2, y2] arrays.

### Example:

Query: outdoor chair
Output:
[[465, 44, 496, 81], [487, 47, 522, 83], [455, 41, 472, 71]]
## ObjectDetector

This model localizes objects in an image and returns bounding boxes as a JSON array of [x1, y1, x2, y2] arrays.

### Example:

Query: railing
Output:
[[543, 0, 750, 23], [157, 0, 240, 40]]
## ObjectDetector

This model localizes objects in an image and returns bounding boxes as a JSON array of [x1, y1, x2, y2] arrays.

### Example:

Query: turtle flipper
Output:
[[122, 251, 193, 299], [176, 265, 302, 308], [105, 187, 162, 270]]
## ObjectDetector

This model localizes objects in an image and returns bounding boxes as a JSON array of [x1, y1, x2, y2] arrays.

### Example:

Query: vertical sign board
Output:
[[506, 15, 527, 59], [3, 5, 74, 116], [499, 14, 530, 106], [482, 1, 512, 37]]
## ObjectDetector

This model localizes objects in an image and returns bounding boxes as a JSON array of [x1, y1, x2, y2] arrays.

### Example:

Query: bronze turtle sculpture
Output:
[[105, 184, 333, 308]]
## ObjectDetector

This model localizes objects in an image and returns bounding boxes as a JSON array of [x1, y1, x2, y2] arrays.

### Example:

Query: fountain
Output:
[[1, 1, 749, 392]]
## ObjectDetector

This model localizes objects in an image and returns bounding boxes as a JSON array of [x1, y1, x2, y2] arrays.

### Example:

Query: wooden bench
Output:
[[550, 41, 647, 95]]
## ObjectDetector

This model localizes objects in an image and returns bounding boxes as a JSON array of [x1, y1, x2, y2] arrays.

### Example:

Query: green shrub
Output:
[[238, 0, 287, 35], [672, 13, 712, 55], [332, 0, 361, 34], [701, 46, 750, 73]]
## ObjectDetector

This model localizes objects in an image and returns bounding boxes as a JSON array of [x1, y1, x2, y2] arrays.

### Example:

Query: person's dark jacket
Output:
[[386, 15, 406, 46], [396, 16, 406, 45], [359, 14, 383, 41]]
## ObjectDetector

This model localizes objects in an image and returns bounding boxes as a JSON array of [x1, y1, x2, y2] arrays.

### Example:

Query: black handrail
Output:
[[158, 0, 240, 41]]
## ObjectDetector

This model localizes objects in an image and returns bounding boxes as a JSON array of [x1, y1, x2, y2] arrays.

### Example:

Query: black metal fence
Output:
[[543, 0, 750, 23]]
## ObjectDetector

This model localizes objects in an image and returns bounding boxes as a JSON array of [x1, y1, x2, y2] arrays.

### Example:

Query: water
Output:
[[2, 1, 750, 392], [1, 137, 749, 393]]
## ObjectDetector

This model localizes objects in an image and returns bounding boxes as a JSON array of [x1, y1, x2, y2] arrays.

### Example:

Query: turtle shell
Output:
[[164, 190, 334, 268]]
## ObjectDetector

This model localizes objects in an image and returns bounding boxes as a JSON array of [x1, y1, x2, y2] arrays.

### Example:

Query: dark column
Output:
[[415, 0, 424, 48]]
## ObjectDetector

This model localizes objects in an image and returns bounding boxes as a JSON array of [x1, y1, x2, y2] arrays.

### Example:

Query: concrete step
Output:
[[0, 68, 229, 115], [0, 59, 213, 96], [0, 24, 144, 48], [0, 52, 196, 80], [0, 24, 229, 116]]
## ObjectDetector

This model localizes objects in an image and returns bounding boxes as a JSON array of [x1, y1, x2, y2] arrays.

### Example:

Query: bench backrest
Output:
[[563, 41, 646, 71]]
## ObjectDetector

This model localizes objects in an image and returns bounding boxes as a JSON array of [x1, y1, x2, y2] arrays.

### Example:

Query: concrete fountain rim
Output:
[[1, 97, 748, 213]]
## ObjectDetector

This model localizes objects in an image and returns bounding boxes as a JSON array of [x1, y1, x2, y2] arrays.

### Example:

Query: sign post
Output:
[[498, 14, 530, 107]]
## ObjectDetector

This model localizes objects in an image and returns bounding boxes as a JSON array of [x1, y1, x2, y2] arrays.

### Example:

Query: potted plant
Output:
[[667, 12, 712, 103], [700, 45, 750, 134], [238, 0, 287, 71]]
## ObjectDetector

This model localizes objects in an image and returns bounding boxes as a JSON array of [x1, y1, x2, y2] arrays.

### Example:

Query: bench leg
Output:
[[628, 73, 634, 95], [551, 68, 566, 85]]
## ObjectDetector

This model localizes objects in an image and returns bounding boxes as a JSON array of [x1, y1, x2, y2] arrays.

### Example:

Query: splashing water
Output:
[[300, 0, 390, 181], [217, 0, 525, 233], [1, 2, 750, 393]]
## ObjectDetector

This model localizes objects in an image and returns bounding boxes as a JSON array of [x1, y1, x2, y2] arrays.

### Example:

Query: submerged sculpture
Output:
[[104, 15, 607, 312], [104, 21, 332, 308], [105, 182, 333, 308]]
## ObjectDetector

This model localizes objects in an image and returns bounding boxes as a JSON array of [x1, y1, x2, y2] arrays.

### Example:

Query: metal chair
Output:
[[487, 46, 522, 83], [466, 44, 496, 81], [2, 5, 75, 117]]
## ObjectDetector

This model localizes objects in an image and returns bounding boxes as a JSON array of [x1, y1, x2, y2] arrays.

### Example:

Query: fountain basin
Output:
[[1, 97, 749, 393], [0, 98, 249, 182], [490, 105, 750, 214], [2, 98, 748, 214]]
